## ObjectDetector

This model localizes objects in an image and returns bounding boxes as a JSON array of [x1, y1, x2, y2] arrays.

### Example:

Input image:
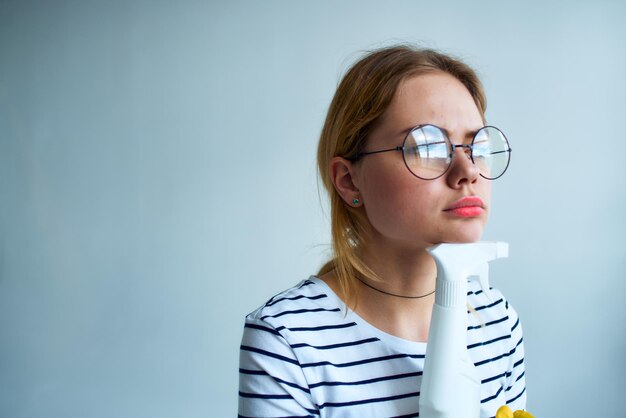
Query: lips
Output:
[[444, 196, 485, 217]]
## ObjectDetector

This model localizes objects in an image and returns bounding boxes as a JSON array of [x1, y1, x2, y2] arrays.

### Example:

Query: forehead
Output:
[[373, 72, 484, 142]]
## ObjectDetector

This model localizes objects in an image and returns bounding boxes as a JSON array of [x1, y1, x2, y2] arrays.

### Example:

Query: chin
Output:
[[441, 228, 485, 244], [444, 235, 482, 244]]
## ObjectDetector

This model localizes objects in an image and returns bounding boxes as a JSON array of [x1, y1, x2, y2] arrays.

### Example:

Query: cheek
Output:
[[360, 164, 406, 210], [360, 168, 437, 230]]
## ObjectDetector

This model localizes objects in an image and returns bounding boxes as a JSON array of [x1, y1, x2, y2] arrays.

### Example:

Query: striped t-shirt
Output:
[[239, 276, 526, 418]]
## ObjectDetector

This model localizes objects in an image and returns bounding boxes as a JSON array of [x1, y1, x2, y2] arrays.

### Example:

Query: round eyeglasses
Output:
[[354, 124, 512, 180]]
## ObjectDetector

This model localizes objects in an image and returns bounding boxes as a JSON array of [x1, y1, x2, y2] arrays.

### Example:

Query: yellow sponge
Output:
[[496, 406, 514, 418], [496, 405, 535, 418]]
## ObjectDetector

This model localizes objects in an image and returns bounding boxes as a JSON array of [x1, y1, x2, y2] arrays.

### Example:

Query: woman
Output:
[[238, 45, 526, 417]]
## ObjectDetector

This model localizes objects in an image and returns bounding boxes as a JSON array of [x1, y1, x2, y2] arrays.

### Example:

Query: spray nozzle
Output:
[[427, 242, 509, 302]]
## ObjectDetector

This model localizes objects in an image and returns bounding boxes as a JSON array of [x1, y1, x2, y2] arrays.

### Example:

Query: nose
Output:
[[445, 145, 480, 188]]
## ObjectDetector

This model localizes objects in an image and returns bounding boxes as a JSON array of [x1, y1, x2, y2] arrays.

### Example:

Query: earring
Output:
[[352, 197, 360, 206]]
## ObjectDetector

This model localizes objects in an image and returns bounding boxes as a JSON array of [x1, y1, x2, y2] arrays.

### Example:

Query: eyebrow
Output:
[[400, 124, 483, 141], [398, 126, 415, 138]]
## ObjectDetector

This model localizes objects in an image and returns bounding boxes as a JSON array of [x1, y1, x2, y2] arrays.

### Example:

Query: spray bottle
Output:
[[418, 242, 509, 418]]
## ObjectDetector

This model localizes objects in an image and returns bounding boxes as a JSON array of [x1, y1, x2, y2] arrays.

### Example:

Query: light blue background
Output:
[[1, 1, 625, 417]]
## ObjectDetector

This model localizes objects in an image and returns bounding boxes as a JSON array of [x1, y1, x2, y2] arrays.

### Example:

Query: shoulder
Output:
[[241, 277, 360, 366], [247, 277, 338, 320], [466, 280, 523, 335], [467, 280, 518, 315], [244, 277, 345, 337]]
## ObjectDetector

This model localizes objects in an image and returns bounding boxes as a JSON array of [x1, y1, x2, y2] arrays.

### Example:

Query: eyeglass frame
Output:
[[351, 124, 512, 180]]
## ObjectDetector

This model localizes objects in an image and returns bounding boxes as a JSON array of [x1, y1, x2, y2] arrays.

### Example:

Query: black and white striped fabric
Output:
[[239, 276, 526, 418]]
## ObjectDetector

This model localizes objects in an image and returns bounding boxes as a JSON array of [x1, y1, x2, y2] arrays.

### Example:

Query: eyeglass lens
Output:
[[403, 125, 510, 180]]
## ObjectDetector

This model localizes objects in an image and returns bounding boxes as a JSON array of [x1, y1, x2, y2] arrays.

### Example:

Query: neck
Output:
[[355, 275, 436, 299], [357, 239, 437, 300], [355, 241, 438, 342], [318, 239, 438, 342]]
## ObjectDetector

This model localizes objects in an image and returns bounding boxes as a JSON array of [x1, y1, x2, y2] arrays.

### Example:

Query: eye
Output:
[[472, 140, 490, 158], [415, 141, 448, 159]]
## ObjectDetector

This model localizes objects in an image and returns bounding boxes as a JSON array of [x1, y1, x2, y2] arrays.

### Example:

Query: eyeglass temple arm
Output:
[[489, 148, 512, 155], [357, 146, 403, 158]]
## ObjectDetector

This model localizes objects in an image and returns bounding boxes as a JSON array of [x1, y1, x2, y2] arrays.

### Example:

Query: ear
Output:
[[329, 156, 362, 206]]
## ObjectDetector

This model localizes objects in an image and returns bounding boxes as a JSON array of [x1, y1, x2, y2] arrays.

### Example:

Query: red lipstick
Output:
[[444, 196, 484, 218]]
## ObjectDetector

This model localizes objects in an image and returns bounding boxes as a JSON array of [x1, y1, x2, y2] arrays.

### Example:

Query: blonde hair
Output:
[[317, 45, 487, 307]]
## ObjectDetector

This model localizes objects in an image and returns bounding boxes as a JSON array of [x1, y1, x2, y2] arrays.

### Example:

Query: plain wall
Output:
[[1, 0, 625, 416]]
